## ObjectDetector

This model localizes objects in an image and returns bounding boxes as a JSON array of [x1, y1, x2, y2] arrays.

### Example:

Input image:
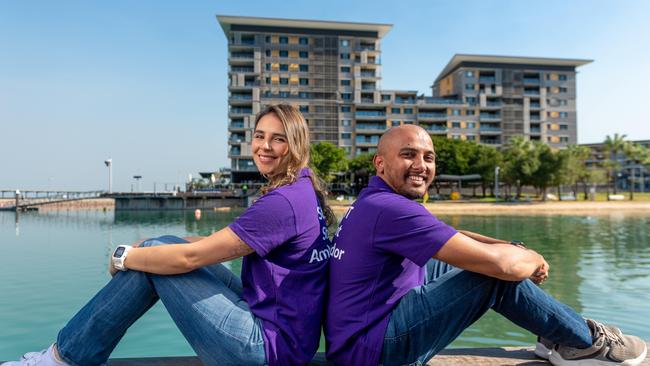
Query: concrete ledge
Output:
[[5, 344, 650, 365]]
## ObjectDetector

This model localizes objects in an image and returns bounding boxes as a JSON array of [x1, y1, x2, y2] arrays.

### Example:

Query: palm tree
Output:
[[603, 133, 627, 198]]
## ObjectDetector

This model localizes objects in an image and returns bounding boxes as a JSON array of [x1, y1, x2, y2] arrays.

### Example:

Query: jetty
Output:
[[0, 190, 104, 211], [6, 344, 639, 365]]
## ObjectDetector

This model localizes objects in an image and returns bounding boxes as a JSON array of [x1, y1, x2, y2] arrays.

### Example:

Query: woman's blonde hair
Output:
[[255, 104, 335, 227]]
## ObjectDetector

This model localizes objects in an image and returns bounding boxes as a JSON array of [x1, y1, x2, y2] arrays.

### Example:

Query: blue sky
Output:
[[1, 0, 649, 191]]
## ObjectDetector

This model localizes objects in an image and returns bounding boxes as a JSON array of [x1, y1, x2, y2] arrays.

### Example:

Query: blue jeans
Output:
[[56, 235, 266, 366], [380, 259, 592, 366]]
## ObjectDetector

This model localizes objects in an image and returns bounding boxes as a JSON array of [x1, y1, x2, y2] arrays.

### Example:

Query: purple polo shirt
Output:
[[229, 168, 330, 366], [325, 176, 457, 366]]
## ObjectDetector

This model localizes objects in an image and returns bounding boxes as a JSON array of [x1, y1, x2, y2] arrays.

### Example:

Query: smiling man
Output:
[[324, 125, 646, 366]]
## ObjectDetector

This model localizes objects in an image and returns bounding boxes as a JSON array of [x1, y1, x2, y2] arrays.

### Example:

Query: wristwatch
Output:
[[111, 245, 133, 271], [510, 240, 526, 248]]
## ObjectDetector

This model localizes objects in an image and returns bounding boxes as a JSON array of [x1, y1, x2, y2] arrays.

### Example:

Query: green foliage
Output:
[[502, 137, 540, 189], [310, 142, 348, 182], [348, 153, 376, 176]]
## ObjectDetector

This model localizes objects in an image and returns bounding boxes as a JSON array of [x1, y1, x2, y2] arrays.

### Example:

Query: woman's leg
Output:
[[56, 235, 263, 366]]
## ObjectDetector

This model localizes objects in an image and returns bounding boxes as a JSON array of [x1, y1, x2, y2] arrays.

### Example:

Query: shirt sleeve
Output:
[[229, 191, 297, 257], [373, 198, 457, 267]]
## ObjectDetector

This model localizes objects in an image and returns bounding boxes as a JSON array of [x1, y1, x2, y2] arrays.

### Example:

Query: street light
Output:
[[494, 166, 500, 200], [133, 175, 142, 192], [104, 159, 113, 194]]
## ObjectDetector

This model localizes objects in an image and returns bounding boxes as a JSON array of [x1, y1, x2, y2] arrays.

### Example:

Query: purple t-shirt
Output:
[[325, 176, 457, 365], [229, 168, 330, 366]]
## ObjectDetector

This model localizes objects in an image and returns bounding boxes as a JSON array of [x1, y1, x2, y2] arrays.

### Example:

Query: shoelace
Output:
[[594, 321, 625, 346], [21, 349, 47, 366]]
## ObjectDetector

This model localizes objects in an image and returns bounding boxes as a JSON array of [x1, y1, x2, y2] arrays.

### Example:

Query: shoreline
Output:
[[330, 200, 650, 216]]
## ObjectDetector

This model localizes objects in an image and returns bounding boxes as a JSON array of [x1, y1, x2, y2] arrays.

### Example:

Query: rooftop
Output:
[[434, 54, 593, 84], [217, 15, 393, 39]]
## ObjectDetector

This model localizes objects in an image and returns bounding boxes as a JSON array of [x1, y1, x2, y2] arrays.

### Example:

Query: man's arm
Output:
[[434, 232, 548, 283], [122, 227, 254, 275], [458, 230, 509, 244]]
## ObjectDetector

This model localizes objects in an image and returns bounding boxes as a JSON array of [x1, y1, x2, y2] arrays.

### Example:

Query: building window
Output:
[[265, 36, 271, 43], [381, 94, 391, 101], [299, 92, 310, 99], [299, 51, 308, 58], [279, 64, 288, 71], [299, 64, 309, 72], [452, 121, 461, 128], [467, 122, 476, 129], [279, 50, 288, 57], [559, 124, 569, 130], [404, 108, 413, 114], [391, 120, 400, 127], [559, 112, 568, 118], [465, 97, 477, 104], [452, 109, 461, 116], [341, 119, 351, 126], [341, 133, 351, 139], [299, 105, 309, 113], [341, 80, 351, 86], [340, 39, 349, 47], [404, 121, 414, 125], [341, 93, 352, 101], [559, 87, 568, 93], [466, 109, 475, 115], [265, 50, 271, 57], [560, 136, 569, 142], [265, 63, 271, 71], [299, 78, 308, 85], [299, 37, 308, 45], [341, 106, 351, 113], [279, 36, 288, 44], [467, 135, 476, 141], [265, 77, 270, 84], [279, 91, 289, 98], [452, 134, 461, 140], [559, 74, 567, 81], [465, 71, 474, 77], [340, 66, 351, 73], [340, 53, 350, 60], [280, 78, 288, 85], [465, 83, 474, 90], [391, 108, 400, 113]]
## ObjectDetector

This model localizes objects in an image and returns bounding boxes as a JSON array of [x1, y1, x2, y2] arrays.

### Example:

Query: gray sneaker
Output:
[[535, 336, 555, 360], [549, 319, 647, 366], [1, 345, 67, 366]]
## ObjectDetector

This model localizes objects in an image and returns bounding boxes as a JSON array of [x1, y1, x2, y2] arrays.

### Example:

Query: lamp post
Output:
[[133, 175, 142, 193], [104, 159, 113, 194], [494, 166, 500, 200]]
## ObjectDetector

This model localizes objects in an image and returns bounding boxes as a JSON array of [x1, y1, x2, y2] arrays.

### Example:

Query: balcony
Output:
[[479, 113, 501, 122], [486, 101, 502, 107], [530, 102, 541, 108], [418, 112, 447, 119], [480, 138, 501, 145], [524, 88, 540, 95], [355, 111, 386, 118], [229, 94, 252, 101], [229, 121, 245, 129], [229, 135, 245, 143], [423, 125, 448, 132], [356, 136, 380, 145], [523, 78, 540, 85], [530, 127, 541, 134], [230, 52, 254, 59], [422, 97, 464, 105], [360, 71, 376, 77], [395, 98, 416, 104], [230, 66, 255, 73], [530, 115, 541, 121], [229, 108, 252, 115], [479, 76, 496, 83], [229, 148, 241, 156]]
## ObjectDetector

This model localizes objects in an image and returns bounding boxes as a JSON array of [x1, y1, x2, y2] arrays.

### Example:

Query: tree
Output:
[[310, 142, 347, 182], [530, 142, 562, 201], [347, 153, 376, 195], [502, 137, 540, 199], [564, 145, 592, 200], [622, 141, 649, 200], [468, 144, 502, 197], [603, 133, 627, 196]]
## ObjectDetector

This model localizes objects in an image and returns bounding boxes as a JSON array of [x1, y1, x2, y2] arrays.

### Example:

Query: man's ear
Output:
[[373, 154, 384, 174]]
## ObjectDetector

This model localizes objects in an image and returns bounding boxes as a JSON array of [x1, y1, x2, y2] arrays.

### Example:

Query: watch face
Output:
[[114, 247, 126, 258]]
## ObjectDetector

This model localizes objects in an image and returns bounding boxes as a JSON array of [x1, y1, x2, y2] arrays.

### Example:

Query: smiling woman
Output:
[[2, 104, 336, 366]]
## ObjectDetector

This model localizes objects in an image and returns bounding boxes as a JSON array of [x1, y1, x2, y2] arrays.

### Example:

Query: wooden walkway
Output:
[[4, 344, 649, 365], [98, 343, 648, 365]]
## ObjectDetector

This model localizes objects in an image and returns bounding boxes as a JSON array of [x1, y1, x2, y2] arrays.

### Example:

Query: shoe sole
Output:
[[548, 345, 647, 366], [534, 342, 553, 360]]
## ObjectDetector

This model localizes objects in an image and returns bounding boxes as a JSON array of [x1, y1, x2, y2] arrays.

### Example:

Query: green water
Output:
[[1, 210, 649, 360]]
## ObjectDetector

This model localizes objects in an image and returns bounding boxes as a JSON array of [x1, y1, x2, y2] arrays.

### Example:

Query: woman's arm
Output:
[[123, 227, 254, 275]]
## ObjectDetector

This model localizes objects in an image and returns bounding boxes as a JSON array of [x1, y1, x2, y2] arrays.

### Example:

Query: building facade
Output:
[[432, 55, 591, 147], [581, 140, 650, 192], [218, 16, 591, 183]]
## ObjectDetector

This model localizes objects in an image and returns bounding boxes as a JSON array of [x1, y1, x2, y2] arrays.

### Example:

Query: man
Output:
[[325, 125, 646, 366]]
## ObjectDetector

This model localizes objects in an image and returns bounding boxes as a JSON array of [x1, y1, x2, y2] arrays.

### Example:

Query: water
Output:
[[1, 210, 649, 360]]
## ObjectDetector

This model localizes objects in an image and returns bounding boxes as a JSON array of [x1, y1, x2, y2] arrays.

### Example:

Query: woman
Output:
[[4, 104, 335, 366]]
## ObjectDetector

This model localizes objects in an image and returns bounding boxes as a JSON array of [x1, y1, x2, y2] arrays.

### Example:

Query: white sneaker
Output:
[[1, 345, 67, 366]]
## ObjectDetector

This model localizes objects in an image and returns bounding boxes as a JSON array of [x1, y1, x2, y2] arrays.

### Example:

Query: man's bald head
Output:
[[373, 125, 436, 199], [377, 125, 433, 157]]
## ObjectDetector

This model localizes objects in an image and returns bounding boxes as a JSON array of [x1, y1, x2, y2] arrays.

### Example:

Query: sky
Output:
[[1, 0, 649, 192]]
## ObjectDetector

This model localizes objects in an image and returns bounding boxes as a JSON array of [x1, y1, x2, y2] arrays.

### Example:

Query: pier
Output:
[[0, 190, 104, 211]]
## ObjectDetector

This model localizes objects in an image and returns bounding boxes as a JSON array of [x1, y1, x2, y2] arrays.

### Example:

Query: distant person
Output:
[[3, 104, 334, 366], [325, 125, 646, 366]]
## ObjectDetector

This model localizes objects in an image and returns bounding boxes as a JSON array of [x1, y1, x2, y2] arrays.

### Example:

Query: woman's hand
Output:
[[108, 239, 145, 276]]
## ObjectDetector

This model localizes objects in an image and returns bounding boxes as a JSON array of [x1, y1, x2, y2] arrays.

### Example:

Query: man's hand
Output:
[[529, 254, 550, 285]]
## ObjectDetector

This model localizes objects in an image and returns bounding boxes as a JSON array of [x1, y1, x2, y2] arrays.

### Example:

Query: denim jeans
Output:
[[380, 259, 592, 366], [56, 235, 266, 366]]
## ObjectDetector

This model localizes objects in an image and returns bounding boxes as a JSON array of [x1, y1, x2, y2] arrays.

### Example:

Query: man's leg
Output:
[[380, 260, 591, 366]]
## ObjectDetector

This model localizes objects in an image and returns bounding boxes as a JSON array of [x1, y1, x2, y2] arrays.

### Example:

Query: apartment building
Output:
[[218, 15, 391, 183], [218, 16, 591, 183], [432, 54, 591, 147], [581, 140, 650, 192]]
